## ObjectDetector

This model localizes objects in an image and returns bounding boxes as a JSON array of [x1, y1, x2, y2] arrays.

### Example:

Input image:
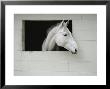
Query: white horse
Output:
[[42, 20, 78, 54]]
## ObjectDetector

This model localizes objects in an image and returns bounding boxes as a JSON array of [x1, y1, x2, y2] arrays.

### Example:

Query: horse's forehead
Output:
[[58, 26, 69, 32]]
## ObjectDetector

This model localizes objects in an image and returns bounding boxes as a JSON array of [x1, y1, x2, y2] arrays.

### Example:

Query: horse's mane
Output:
[[42, 22, 61, 51], [46, 22, 61, 36]]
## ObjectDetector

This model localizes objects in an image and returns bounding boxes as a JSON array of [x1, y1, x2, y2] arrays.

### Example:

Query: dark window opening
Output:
[[23, 20, 72, 51]]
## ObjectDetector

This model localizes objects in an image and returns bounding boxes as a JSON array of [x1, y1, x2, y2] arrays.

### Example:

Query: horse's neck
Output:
[[43, 36, 60, 51], [43, 28, 57, 51], [48, 36, 56, 50]]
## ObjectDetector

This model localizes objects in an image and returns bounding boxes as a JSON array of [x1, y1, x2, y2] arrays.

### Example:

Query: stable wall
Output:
[[14, 14, 97, 76]]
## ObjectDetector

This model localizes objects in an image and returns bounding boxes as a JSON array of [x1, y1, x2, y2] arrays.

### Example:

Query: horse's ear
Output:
[[56, 20, 65, 32], [60, 20, 64, 25], [58, 20, 64, 28], [65, 20, 69, 26]]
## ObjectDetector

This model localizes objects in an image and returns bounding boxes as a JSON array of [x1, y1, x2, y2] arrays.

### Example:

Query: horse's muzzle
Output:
[[71, 49, 77, 54]]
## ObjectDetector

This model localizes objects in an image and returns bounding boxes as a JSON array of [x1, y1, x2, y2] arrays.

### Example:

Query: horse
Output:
[[42, 20, 78, 54]]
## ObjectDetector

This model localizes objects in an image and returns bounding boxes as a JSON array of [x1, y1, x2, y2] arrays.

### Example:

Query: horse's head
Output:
[[55, 20, 78, 54]]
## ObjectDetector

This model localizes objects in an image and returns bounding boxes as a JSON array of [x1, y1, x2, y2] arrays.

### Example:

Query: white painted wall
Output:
[[14, 14, 97, 76]]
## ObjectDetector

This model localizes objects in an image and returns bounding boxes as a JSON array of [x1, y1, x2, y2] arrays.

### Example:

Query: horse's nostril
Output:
[[71, 49, 77, 54], [74, 49, 77, 54], [75, 49, 77, 53]]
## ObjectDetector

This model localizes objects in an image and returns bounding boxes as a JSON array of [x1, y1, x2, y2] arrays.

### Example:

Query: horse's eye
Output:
[[64, 34, 67, 36]]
